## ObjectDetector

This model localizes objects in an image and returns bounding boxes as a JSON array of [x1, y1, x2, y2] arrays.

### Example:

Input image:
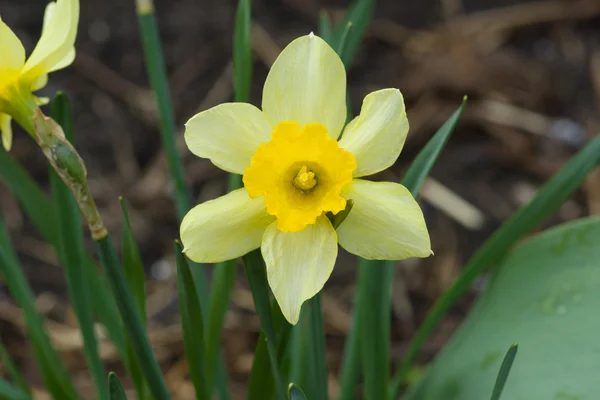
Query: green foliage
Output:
[[405, 217, 600, 399], [490, 344, 518, 400], [0, 377, 30, 400], [0, 339, 30, 396], [175, 241, 209, 400], [108, 373, 128, 400], [288, 383, 308, 400]]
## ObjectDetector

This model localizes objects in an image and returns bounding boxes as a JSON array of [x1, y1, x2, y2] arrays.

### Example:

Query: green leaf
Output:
[[96, 235, 170, 400], [0, 143, 126, 360], [175, 241, 209, 400], [334, 0, 375, 67], [404, 217, 600, 399], [108, 372, 128, 400], [0, 217, 79, 400], [392, 133, 600, 398], [49, 94, 108, 400], [306, 295, 328, 400], [288, 383, 308, 400], [490, 344, 518, 400], [233, 0, 252, 103], [243, 250, 285, 400], [318, 11, 334, 47], [0, 339, 30, 396], [0, 376, 30, 400], [119, 198, 149, 399], [336, 22, 353, 58], [346, 100, 466, 400]]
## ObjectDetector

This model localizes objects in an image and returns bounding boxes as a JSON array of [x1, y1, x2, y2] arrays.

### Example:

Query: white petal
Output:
[[0, 18, 25, 70], [22, 0, 79, 78], [339, 89, 409, 177], [185, 103, 273, 174], [180, 188, 275, 263], [262, 216, 337, 324], [262, 34, 346, 140], [1, 113, 13, 151], [337, 180, 431, 260]]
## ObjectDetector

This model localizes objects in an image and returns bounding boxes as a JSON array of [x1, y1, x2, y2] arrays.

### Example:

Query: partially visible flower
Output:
[[181, 33, 431, 324], [0, 0, 79, 150]]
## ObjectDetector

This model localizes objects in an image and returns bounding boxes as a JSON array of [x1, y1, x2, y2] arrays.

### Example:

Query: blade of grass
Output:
[[233, 0, 252, 103], [336, 22, 353, 57], [490, 344, 518, 400], [96, 235, 170, 400], [306, 295, 328, 400], [243, 250, 285, 400], [0, 218, 79, 400], [342, 100, 467, 400], [288, 383, 308, 400], [119, 198, 149, 399], [0, 146, 126, 360], [175, 241, 209, 400], [0, 377, 30, 400], [49, 94, 108, 400], [0, 339, 29, 396], [335, 0, 375, 68], [391, 133, 600, 398], [108, 372, 128, 400]]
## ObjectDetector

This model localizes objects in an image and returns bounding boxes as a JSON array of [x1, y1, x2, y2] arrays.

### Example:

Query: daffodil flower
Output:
[[181, 33, 431, 324], [0, 0, 79, 150]]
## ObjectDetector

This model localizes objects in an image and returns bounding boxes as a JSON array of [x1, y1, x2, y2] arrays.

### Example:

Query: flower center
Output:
[[243, 121, 357, 232], [293, 165, 317, 191]]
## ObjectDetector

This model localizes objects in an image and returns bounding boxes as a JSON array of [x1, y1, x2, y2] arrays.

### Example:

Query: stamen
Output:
[[293, 165, 317, 191]]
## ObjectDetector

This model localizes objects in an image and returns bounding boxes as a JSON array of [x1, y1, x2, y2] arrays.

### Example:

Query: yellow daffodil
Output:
[[0, 0, 79, 150], [181, 33, 431, 324]]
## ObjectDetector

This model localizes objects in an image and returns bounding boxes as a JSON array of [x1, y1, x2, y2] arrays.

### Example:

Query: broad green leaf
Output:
[[0, 217, 79, 400], [175, 241, 209, 400], [405, 217, 600, 400], [108, 372, 128, 400], [119, 198, 149, 399], [0, 339, 30, 396], [96, 235, 170, 400], [490, 344, 518, 400], [288, 383, 308, 400], [392, 133, 600, 397], [50, 94, 107, 400], [0, 144, 126, 360], [233, 0, 252, 103], [243, 250, 285, 400], [0, 376, 30, 400]]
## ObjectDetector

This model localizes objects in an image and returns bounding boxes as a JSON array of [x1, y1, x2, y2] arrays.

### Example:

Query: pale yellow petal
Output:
[[185, 102, 273, 174], [31, 74, 48, 91], [1, 113, 13, 151], [262, 216, 337, 324], [262, 33, 346, 140], [23, 0, 79, 77], [0, 18, 25, 70], [337, 180, 431, 260], [339, 89, 409, 177], [180, 188, 274, 263]]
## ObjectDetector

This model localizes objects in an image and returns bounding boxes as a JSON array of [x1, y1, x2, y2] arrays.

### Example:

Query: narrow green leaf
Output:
[[402, 97, 468, 197], [0, 217, 79, 400], [288, 383, 308, 400], [336, 22, 353, 58], [318, 11, 334, 47], [0, 339, 30, 396], [0, 376, 30, 400], [490, 344, 518, 400], [337, 297, 361, 400], [0, 145, 127, 360], [306, 295, 328, 400], [108, 372, 128, 400], [233, 0, 252, 103], [119, 198, 149, 399], [175, 241, 209, 400], [391, 133, 600, 398], [243, 250, 285, 400], [96, 235, 170, 400], [49, 94, 108, 400], [335, 0, 375, 67]]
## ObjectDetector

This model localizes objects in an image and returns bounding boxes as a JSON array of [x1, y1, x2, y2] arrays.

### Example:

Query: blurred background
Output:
[[2, 0, 600, 398]]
